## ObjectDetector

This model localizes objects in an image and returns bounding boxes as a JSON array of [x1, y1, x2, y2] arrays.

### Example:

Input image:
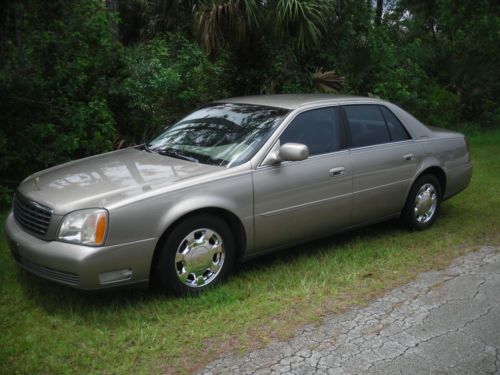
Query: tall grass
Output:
[[0, 130, 499, 374]]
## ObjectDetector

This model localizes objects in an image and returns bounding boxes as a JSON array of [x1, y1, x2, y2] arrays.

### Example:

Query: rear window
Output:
[[380, 106, 411, 141]]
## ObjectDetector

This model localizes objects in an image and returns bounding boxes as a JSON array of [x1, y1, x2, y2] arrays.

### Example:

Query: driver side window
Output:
[[280, 107, 344, 156]]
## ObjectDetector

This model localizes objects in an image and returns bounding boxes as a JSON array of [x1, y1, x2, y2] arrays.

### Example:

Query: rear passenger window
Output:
[[380, 106, 411, 141], [280, 107, 344, 156], [343, 105, 390, 147]]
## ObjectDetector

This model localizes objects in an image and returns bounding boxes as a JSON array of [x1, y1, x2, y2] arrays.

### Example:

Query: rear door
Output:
[[342, 104, 421, 224], [252, 106, 352, 251]]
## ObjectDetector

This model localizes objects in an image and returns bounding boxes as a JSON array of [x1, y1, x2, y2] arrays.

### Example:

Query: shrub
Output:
[[115, 34, 232, 144], [0, 1, 119, 184], [373, 64, 460, 128]]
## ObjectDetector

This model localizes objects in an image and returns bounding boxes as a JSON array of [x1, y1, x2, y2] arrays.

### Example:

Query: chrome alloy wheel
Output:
[[414, 183, 438, 224], [174, 228, 225, 287]]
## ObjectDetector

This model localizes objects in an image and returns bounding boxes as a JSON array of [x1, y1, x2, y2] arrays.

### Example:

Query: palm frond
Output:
[[312, 68, 346, 92], [194, 0, 261, 54], [274, 0, 328, 51]]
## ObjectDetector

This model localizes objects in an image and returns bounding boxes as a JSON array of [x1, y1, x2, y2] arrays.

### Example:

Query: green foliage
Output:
[[0, 0, 498, 191], [372, 56, 460, 128], [116, 34, 232, 142], [194, 0, 261, 54], [0, 186, 13, 209], [390, 0, 500, 126], [193, 0, 330, 54], [273, 0, 329, 51], [0, 0, 119, 185]]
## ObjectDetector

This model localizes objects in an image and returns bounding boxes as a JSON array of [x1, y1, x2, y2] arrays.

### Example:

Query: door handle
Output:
[[403, 153, 415, 161], [329, 167, 345, 177]]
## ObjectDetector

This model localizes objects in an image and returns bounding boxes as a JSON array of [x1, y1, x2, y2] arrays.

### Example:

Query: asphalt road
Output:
[[199, 246, 500, 375]]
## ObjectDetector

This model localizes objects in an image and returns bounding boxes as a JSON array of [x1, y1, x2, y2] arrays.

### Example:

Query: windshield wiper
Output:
[[142, 143, 154, 153], [153, 148, 199, 163]]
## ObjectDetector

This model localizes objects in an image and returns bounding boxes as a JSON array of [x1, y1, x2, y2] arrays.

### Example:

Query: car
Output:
[[5, 95, 472, 295]]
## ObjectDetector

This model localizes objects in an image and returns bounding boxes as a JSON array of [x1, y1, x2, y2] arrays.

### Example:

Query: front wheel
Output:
[[402, 175, 441, 230], [156, 214, 236, 296]]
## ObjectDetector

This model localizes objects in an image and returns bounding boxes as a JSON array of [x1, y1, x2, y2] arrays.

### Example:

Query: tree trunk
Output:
[[375, 0, 383, 25]]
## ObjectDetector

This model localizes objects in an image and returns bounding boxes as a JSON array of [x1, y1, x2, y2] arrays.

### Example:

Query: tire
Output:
[[156, 214, 236, 296], [402, 174, 442, 230]]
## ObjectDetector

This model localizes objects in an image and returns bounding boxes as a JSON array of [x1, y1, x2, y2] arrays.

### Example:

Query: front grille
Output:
[[12, 252, 80, 286], [13, 194, 53, 235]]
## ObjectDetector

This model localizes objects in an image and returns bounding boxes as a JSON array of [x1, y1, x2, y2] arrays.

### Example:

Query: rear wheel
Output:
[[156, 214, 236, 296], [403, 175, 441, 230]]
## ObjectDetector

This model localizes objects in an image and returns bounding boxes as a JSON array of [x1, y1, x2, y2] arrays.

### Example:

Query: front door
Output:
[[253, 106, 353, 252]]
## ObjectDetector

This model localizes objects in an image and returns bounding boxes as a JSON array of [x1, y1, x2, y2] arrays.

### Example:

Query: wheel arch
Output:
[[416, 166, 446, 196], [406, 164, 447, 204], [149, 207, 247, 279]]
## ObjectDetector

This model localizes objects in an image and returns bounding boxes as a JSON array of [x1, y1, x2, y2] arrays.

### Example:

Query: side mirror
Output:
[[279, 143, 309, 162], [261, 142, 309, 166]]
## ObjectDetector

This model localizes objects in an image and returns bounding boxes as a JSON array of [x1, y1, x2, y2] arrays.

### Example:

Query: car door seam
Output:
[[259, 192, 352, 218], [353, 178, 412, 196]]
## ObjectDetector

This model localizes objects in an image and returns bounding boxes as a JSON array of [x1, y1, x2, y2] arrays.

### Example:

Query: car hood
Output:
[[16, 148, 223, 214]]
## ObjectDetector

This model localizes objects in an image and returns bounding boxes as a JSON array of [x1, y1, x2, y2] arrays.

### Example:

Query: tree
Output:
[[192, 0, 329, 54]]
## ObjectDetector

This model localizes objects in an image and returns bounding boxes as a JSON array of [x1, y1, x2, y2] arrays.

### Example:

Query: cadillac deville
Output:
[[5, 95, 472, 295]]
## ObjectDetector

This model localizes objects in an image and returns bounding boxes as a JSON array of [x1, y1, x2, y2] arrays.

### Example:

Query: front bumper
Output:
[[5, 213, 156, 290]]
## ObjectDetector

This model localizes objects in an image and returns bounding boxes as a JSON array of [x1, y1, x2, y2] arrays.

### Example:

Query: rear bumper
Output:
[[5, 213, 156, 290]]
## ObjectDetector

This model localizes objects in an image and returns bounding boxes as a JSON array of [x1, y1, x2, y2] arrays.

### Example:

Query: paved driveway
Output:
[[199, 246, 500, 374]]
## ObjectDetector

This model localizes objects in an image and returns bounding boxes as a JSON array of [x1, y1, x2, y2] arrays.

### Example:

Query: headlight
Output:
[[58, 209, 108, 246]]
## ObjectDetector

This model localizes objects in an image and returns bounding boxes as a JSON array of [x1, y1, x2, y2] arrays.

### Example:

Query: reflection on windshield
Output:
[[147, 103, 289, 167]]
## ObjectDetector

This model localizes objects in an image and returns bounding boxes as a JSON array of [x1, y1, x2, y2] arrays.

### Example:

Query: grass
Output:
[[1, 130, 499, 374]]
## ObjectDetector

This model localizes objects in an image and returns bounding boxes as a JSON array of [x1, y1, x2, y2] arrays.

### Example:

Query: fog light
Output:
[[99, 269, 133, 284]]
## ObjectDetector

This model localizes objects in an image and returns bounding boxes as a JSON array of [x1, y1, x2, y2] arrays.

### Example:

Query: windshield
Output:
[[146, 103, 289, 167]]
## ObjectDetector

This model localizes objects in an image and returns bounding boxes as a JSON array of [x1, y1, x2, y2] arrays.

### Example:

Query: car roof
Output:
[[214, 94, 434, 139], [214, 94, 384, 110]]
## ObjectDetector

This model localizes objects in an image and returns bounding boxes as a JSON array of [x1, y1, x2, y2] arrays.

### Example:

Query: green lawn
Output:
[[1, 131, 499, 375]]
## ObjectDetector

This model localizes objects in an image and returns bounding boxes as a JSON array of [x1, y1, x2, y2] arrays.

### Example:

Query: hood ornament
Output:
[[33, 176, 40, 191]]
